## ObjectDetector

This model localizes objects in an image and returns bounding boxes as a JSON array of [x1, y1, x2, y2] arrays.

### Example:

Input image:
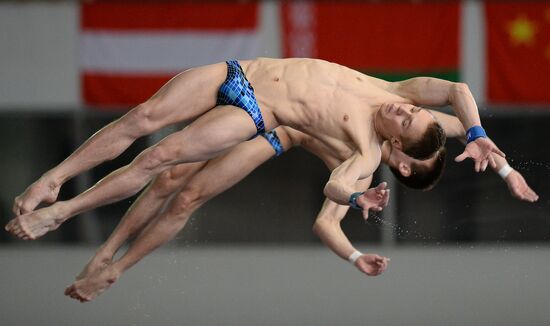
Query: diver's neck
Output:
[[381, 141, 391, 164], [372, 105, 387, 145]]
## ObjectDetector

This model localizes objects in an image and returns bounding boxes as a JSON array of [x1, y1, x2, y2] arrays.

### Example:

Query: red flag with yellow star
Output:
[[486, 2, 550, 104]]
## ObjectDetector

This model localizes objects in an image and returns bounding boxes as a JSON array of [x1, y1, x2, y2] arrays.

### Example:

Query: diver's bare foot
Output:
[[5, 205, 66, 240], [12, 177, 60, 216], [76, 254, 113, 280], [65, 266, 121, 302]]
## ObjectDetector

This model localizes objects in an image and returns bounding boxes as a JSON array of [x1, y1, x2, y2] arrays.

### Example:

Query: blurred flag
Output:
[[80, 2, 260, 109], [486, 2, 550, 104], [282, 1, 460, 82]]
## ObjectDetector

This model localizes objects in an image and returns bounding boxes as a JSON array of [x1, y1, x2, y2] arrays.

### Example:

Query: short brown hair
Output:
[[402, 121, 446, 160], [389, 147, 447, 191]]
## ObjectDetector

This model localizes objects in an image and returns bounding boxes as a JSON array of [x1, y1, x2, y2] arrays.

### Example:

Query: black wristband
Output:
[[348, 192, 364, 210]]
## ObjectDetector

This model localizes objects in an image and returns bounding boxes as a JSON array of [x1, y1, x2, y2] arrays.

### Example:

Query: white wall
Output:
[[461, 0, 486, 105], [0, 2, 79, 110], [2, 245, 550, 325]]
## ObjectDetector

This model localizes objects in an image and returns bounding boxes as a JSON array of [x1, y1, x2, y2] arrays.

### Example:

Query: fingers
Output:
[[509, 174, 539, 202], [382, 189, 390, 206], [358, 254, 390, 276], [363, 201, 386, 219], [375, 186, 390, 202], [373, 256, 390, 275], [454, 151, 469, 163], [475, 160, 481, 172], [475, 158, 490, 172], [371, 183, 388, 198], [362, 210, 370, 221], [380, 257, 390, 268], [474, 159, 489, 172], [481, 159, 489, 172], [523, 187, 539, 202], [375, 182, 387, 191], [492, 146, 506, 158], [488, 155, 497, 169]]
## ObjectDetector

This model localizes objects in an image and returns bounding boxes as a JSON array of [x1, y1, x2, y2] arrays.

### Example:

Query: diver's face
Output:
[[378, 103, 435, 146]]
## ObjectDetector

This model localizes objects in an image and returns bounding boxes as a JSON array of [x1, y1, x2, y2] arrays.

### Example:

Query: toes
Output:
[[70, 292, 80, 301], [64, 284, 75, 296], [5, 219, 16, 232], [74, 289, 90, 302], [13, 228, 23, 238], [15, 225, 30, 239], [23, 233, 36, 240], [6, 223, 15, 234]]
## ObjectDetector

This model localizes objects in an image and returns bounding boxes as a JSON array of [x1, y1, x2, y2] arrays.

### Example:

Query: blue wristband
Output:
[[348, 192, 365, 210], [466, 125, 487, 143]]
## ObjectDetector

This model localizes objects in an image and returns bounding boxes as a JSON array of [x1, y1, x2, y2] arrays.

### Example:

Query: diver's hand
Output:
[[505, 170, 539, 202], [354, 254, 390, 276], [356, 182, 390, 220], [455, 138, 505, 172]]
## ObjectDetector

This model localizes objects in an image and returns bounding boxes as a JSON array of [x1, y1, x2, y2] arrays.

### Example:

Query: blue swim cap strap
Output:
[[348, 192, 365, 210], [466, 125, 487, 143]]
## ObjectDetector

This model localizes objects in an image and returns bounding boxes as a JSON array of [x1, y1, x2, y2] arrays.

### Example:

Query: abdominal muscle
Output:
[[244, 58, 369, 146]]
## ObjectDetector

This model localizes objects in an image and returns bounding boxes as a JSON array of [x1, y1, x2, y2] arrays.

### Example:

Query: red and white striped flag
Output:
[[80, 2, 260, 109]]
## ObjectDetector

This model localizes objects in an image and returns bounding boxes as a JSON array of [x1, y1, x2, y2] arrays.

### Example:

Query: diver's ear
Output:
[[398, 162, 411, 177], [391, 137, 403, 150]]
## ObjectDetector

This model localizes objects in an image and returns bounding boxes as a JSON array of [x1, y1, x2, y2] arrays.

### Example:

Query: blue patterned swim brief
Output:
[[261, 130, 284, 157], [217, 60, 266, 137]]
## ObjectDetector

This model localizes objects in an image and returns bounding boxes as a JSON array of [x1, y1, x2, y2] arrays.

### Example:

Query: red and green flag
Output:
[[486, 2, 550, 104], [282, 1, 460, 82]]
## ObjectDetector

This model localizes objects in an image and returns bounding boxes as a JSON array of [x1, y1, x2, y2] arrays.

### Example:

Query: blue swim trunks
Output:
[[261, 130, 284, 157], [217, 60, 266, 137]]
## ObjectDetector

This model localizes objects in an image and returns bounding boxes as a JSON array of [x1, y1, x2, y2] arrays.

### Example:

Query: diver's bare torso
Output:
[[280, 127, 354, 171], [241, 57, 409, 175]]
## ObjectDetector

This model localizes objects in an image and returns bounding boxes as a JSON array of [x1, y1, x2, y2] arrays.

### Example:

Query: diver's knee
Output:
[[136, 144, 178, 175], [170, 186, 205, 215], [149, 169, 181, 198], [123, 102, 153, 135]]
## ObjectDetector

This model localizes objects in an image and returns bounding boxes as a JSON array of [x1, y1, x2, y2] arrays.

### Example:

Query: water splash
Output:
[[367, 214, 437, 242], [510, 160, 550, 171]]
